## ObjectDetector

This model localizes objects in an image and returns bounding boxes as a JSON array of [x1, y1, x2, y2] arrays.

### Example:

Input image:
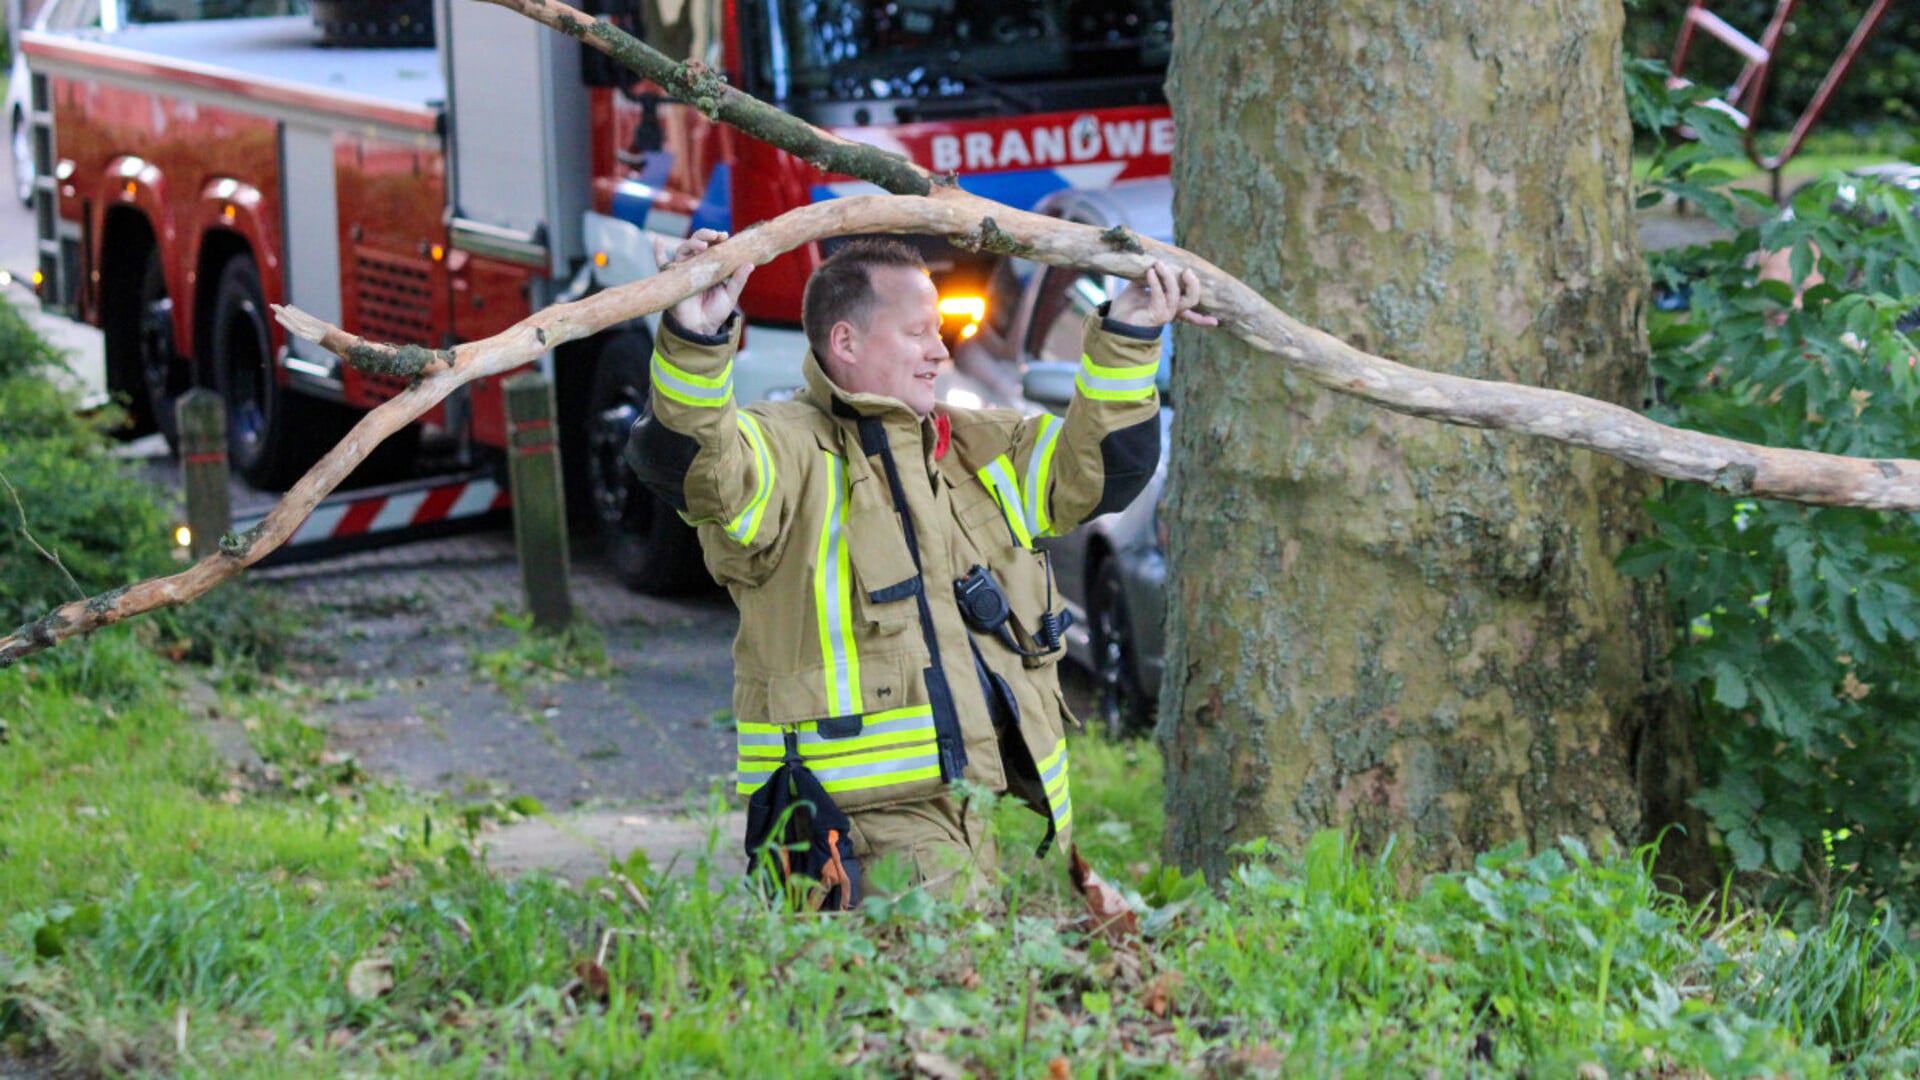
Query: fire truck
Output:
[[21, 0, 1174, 591]]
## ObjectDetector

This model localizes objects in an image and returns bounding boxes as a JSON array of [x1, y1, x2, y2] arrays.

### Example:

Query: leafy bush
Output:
[[0, 301, 294, 669], [1624, 67, 1920, 923], [0, 310, 174, 629]]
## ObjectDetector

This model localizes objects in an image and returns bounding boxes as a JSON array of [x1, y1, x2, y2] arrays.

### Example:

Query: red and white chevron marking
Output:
[[233, 477, 510, 546]]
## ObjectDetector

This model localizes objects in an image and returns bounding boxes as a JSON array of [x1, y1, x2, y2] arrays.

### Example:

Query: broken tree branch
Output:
[[4, 0, 1918, 667]]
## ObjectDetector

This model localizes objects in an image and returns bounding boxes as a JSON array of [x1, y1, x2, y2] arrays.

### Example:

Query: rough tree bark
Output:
[[1161, 0, 1712, 885]]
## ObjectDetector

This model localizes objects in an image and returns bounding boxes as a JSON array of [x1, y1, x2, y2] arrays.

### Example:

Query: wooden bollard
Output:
[[504, 371, 574, 631], [177, 389, 230, 562]]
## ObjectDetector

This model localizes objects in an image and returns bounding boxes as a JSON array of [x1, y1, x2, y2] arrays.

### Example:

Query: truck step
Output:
[[233, 469, 511, 568]]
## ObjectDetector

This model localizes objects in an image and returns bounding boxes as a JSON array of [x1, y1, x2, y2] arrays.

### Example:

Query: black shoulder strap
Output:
[[856, 416, 967, 783]]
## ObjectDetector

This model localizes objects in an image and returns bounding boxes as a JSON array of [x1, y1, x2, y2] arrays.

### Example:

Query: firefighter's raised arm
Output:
[[993, 260, 1213, 540], [625, 231, 789, 568]]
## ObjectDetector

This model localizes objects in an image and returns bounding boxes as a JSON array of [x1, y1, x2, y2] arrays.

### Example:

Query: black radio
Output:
[[953, 564, 1071, 657]]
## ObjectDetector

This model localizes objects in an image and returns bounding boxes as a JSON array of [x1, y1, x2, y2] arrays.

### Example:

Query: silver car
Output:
[[948, 177, 1174, 737]]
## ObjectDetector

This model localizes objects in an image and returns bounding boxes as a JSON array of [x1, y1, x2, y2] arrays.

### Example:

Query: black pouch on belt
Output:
[[743, 733, 862, 912]]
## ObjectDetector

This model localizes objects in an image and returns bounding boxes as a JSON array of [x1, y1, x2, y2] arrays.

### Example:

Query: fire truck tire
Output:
[[210, 256, 335, 490], [102, 245, 181, 446], [582, 331, 713, 594]]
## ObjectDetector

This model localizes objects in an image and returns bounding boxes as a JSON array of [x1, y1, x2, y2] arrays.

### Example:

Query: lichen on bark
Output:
[[343, 343, 447, 380]]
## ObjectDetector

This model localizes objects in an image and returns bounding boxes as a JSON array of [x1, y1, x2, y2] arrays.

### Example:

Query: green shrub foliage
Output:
[[0, 307, 174, 628], [0, 303, 294, 667], [1625, 63, 1920, 922]]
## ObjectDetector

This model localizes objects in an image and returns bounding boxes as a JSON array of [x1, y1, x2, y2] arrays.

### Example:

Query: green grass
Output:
[[6, 638, 1919, 1077]]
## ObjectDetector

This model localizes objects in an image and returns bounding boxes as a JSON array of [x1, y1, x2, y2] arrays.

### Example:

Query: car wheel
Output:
[[583, 332, 711, 594], [1090, 557, 1152, 738], [210, 256, 344, 490], [11, 108, 33, 209]]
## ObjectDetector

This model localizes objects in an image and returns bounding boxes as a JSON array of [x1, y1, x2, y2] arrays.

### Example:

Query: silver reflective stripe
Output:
[[737, 729, 786, 751], [1077, 368, 1156, 396], [1024, 414, 1063, 536], [1039, 744, 1068, 789], [984, 458, 1028, 529], [651, 353, 734, 405], [811, 748, 942, 787], [724, 413, 775, 544], [816, 453, 861, 717], [735, 709, 936, 756]]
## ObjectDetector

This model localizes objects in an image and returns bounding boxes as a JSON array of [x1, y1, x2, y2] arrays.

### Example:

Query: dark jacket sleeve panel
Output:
[[625, 400, 703, 513], [1087, 414, 1161, 519], [1022, 312, 1164, 535]]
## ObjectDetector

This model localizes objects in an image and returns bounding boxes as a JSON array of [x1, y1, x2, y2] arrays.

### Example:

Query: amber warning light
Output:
[[939, 295, 986, 341]]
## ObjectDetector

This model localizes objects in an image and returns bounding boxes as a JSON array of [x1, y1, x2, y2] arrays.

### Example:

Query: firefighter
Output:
[[627, 228, 1212, 902]]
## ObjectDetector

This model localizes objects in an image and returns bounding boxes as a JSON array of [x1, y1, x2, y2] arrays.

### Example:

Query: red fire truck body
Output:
[[22, 0, 1173, 590]]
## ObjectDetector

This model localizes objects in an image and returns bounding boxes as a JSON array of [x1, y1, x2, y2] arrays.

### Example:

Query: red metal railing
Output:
[[1666, 0, 1894, 172]]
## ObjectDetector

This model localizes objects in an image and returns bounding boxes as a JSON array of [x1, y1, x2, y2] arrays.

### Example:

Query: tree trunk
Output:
[[1161, 0, 1710, 886]]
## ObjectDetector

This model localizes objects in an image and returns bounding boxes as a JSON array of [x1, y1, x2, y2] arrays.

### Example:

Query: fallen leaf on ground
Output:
[[345, 956, 394, 1001], [1069, 844, 1140, 942], [572, 958, 611, 1002], [1143, 970, 1183, 1018], [912, 1051, 965, 1079]]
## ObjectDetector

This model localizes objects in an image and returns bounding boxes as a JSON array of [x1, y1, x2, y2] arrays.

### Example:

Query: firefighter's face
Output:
[[831, 265, 949, 418]]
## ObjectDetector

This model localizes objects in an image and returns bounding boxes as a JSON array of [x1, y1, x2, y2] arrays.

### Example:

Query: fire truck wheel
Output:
[[103, 245, 176, 445], [210, 256, 331, 490], [583, 332, 713, 594]]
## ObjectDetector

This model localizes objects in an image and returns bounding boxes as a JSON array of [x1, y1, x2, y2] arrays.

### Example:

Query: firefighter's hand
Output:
[[655, 228, 753, 338], [1108, 260, 1216, 329]]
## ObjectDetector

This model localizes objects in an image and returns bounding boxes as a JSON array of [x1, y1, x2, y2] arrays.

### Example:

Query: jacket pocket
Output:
[[845, 502, 920, 637]]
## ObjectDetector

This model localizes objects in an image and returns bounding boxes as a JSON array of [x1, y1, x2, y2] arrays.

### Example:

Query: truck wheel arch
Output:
[[98, 205, 169, 441], [185, 178, 284, 363]]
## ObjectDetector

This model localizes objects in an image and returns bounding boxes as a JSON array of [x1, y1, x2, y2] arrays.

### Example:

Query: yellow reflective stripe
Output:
[[1024, 414, 1063, 538], [814, 453, 861, 717], [733, 706, 942, 795], [737, 746, 941, 794], [976, 455, 1034, 549], [1038, 740, 1071, 830], [723, 413, 776, 545], [651, 351, 734, 408], [1075, 352, 1157, 401], [736, 707, 936, 759]]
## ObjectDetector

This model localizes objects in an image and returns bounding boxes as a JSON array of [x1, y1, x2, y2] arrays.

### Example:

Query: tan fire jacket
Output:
[[627, 309, 1166, 852]]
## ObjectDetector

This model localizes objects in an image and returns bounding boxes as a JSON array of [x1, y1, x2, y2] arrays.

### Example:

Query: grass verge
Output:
[[7, 636, 1919, 1077]]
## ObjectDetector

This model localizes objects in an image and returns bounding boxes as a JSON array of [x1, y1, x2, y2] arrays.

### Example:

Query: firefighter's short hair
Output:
[[802, 239, 929, 361]]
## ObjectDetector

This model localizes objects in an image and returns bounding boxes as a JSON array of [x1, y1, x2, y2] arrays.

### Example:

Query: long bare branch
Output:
[[7, 0, 1919, 667], [7, 187, 1920, 666]]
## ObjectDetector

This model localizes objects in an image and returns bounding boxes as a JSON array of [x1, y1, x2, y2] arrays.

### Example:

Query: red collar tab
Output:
[[933, 413, 952, 460]]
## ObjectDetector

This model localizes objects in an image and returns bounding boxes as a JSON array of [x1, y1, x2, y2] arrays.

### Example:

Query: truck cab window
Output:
[[745, 0, 1168, 104]]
